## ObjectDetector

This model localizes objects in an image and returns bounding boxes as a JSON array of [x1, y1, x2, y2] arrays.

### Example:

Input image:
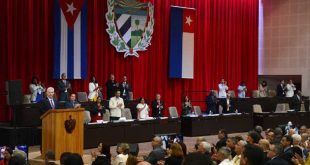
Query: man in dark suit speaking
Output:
[[40, 87, 59, 114]]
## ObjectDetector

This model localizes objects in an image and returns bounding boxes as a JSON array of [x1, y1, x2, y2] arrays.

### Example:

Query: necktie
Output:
[[50, 99, 55, 109]]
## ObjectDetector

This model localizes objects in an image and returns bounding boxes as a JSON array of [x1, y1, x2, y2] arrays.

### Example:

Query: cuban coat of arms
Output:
[[106, 0, 154, 57]]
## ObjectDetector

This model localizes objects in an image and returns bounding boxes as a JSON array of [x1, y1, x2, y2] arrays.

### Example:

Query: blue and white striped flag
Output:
[[53, 0, 87, 79]]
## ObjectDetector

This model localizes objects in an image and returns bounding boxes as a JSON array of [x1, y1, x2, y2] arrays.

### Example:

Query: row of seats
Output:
[[252, 103, 306, 113]]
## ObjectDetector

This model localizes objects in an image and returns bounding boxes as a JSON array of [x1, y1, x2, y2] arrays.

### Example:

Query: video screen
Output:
[[0, 145, 28, 161]]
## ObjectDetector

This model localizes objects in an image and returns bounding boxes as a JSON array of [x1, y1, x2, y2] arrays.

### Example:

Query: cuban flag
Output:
[[53, 0, 87, 79], [169, 6, 195, 79]]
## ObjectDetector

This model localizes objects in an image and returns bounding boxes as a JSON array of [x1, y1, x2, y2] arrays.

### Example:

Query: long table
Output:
[[181, 113, 253, 137], [84, 118, 181, 148], [253, 112, 310, 129]]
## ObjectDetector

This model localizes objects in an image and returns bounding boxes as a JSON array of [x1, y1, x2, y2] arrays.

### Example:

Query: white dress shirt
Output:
[[136, 103, 150, 119], [286, 83, 296, 97], [88, 82, 99, 100], [219, 159, 233, 165], [109, 96, 124, 117], [219, 83, 229, 98], [237, 85, 246, 98], [29, 84, 45, 102]]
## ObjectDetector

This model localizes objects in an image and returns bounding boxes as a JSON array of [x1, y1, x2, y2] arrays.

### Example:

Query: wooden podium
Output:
[[40, 108, 84, 160]]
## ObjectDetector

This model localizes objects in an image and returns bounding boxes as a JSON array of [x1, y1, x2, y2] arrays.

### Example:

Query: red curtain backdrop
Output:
[[0, 0, 258, 121]]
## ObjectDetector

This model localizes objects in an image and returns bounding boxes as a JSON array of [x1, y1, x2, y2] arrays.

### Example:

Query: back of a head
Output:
[[182, 152, 213, 165], [248, 131, 261, 144], [274, 127, 283, 137], [64, 153, 83, 165], [153, 136, 162, 147], [8, 155, 26, 165], [218, 147, 231, 159], [92, 156, 110, 165], [45, 150, 55, 161], [60, 152, 71, 165], [243, 144, 265, 165]]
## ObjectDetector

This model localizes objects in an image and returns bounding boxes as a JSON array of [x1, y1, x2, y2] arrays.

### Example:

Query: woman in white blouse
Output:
[[114, 143, 129, 165], [286, 80, 296, 97], [88, 76, 101, 101], [29, 76, 45, 103], [136, 97, 150, 119]]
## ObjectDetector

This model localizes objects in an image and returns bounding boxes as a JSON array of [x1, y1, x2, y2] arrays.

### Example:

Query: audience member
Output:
[[254, 125, 264, 139], [280, 135, 294, 165], [29, 76, 45, 103], [125, 154, 137, 165], [88, 76, 102, 101], [165, 143, 184, 165], [276, 80, 286, 97], [214, 147, 232, 165], [258, 81, 268, 97], [64, 153, 83, 165], [240, 144, 265, 165], [64, 93, 81, 109], [216, 129, 228, 150], [136, 97, 150, 119], [145, 136, 165, 165], [109, 90, 124, 121], [246, 131, 261, 145], [114, 143, 130, 165], [0, 147, 12, 165], [44, 150, 56, 165], [60, 152, 71, 165], [218, 79, 229, 98], [120, 76, 131, 100], [151, 94, 164, 118], [266, 144, 289, 165], [182, 96, 192, 116], [237, 81, 247, 98], [194, 136, 207, 151], [258, 139, 270, 161], [272, 127, 283, 144], [182, 152, 213, 165], [197, 141, 212, 159], [232, 140, 247, 165], [226, 137, 237, 158], [57, 73, 71, 101], [106, 74, 118, 99]]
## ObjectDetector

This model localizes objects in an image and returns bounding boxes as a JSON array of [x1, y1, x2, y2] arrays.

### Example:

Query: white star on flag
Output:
[[185, 16, 193, 26], [66, 2, 76, 15]]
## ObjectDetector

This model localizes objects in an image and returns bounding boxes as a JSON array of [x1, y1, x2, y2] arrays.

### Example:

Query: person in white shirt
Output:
[[29, 76, 45, 103], [114, 143, 129, 165], [237, 81, 247, 98], [109, 90, 124, 121], [136, 97, 150, 119], [88, 76, 102, 101], [219, 79, 229, 98], [215, 147, 233, 165], [232, 140, 247, 165], [286, 80, 296, 97]]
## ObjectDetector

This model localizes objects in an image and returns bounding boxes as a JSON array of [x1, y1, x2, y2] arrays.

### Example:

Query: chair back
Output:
[[219, 105, 223, 114], [253, 104, 263, 113], [168, 106, 179, 118], [23, 94, 31, 104], [84, 111, 91, 124], [275, 103, 288, 113], [128, 92, 133, 101], [193, 106, 202, 115], [252, 90, 259, 98], [103, 109, 110, 121], [301, 103, 306, 112], [122, 108, 132, 119], [228, 90, 236, 98], [77, 92, 88, 102]]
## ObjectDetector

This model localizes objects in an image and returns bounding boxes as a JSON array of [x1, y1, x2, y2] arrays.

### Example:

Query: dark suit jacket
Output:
[[64, 100, 80, 109], [220, 98, 235, 113], [280, 147, 295, 165], [276, 84, 286, 97], [206, 95, 217, 113], [215, 138, 227, 150], [291, 94, 302, 111], [105, 80, 117, 99], [265, 156, 290, 165], [165, 156, 183, 165], [40, 98, 59, 114], [151, 100, 164, 117], [89, 102, 106, 116], [57, 80, 71, 101], [120, 82, 131, 100], [145, 147, 165, 165]]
